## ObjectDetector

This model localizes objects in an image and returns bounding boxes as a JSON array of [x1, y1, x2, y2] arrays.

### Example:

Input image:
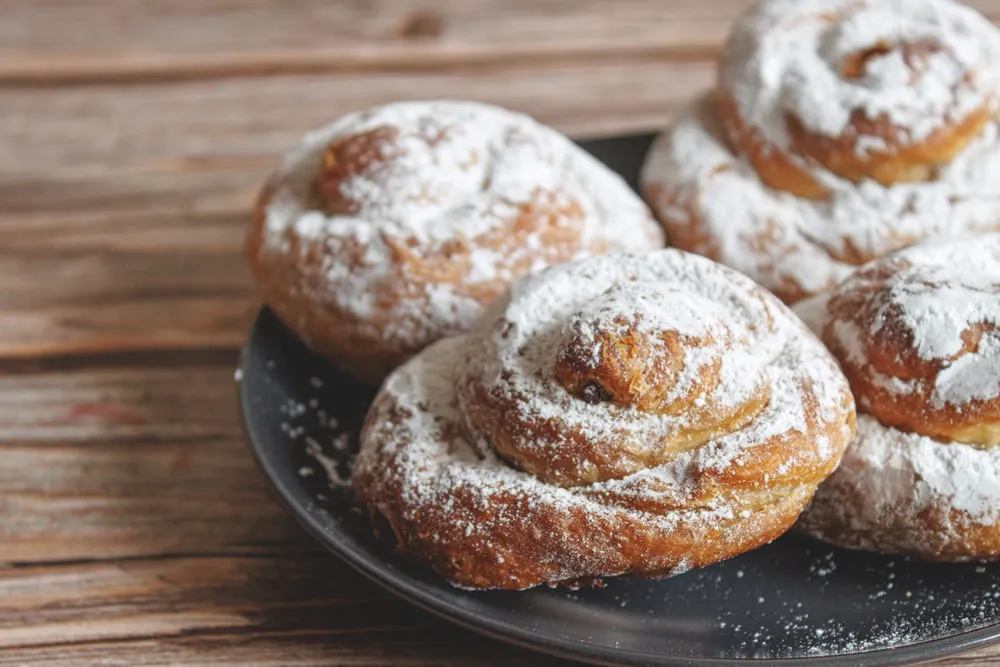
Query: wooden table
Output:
[[4, 1, 1000, 664]]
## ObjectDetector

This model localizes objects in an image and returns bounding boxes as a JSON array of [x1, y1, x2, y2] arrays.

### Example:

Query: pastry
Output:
[[246, 100, 664, 384], [352, 249, 856, 590], [641, 0, 1000, 303], [796, 234, 1000, 560]]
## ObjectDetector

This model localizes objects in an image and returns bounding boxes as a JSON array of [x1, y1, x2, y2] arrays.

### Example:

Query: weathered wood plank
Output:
[[0, 252, 248, 310], [6, 0, 1000, 86], [0, 553, 567, 666], [0, 366, 310, 562], [0, 624, 566, 666], [0, 296, 253, 358], [0, 556, 326, 646], [0, 435, 301, 562], [0, 366, 239, 443], [0, 641, 564, 667], [0, 61, 710, 357], [0, 632, 991, 666], [0, 60, 712, 216], [0, 230, 255, 357], [0, 0, 747, 83], [0, 209, 244, 254]]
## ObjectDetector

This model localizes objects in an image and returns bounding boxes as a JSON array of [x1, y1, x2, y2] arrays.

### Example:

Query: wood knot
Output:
[[396, 11, 444, 40]]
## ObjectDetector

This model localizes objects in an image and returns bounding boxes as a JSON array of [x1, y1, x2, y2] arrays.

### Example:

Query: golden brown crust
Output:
[[716, 94, 830, 201], [718, 8, 998, 195], [800, 448, 1000, 562], [247, 101, 663, 384], [786, 101, 994, 188], [796, 235, 1000, 560], [246, 174, 595, 384], [357, 387, 817, 589], [797, 413, 1000, 561], [822, 248, 1000, 445], [640, 0, 1000, 304], [789, 34, 994, 187], [352, 250, 856, 589], [719, 84, 994, 197], [467, 296, 772, 486]]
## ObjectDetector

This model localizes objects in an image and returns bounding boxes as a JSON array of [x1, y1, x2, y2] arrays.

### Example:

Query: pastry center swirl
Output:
[[459, 266, 779, 487], [553, 284, 765, 415], [718, 0, 1000, 196]]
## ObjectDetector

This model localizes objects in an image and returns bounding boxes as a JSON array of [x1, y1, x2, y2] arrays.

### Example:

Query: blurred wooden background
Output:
[[3, 1, 1000, 664]]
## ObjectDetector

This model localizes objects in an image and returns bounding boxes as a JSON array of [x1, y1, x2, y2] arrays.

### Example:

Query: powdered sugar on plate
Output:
[[243, 293, 1000, 661]]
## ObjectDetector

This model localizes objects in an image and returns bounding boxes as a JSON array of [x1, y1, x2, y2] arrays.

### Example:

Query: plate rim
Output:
[[239, 307, 1000, 667]]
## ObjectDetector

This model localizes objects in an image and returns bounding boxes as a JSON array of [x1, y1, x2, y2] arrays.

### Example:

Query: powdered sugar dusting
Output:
[[804, 415, 1000, 545], [830, 318, 868, 367], [353, 250, 854, 588], [250, 308, 1000, 657], [642, 0, 1000, 303], [831, 235, 1000, 408], [722, 0, 1000, 147], [871, 237, 1000, 357], [355, 328, 833, 583], [261, 100, 662, 351], [459, 251, 849, 481], [796, 240, 1000, 556], [568, 282, 724, 340], [306, 436, 348, 487], [641, 95, 1000, 301], [934, 336, 1000, 406]]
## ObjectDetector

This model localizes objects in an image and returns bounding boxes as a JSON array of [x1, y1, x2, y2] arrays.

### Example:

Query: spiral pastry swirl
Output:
[[797, 234, 1000, 559], [353, 250, 855, 590], [641, 0, 1000, 303], [247, 101, 662, 384]]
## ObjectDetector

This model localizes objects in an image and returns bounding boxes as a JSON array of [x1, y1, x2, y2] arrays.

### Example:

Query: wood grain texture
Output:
[[0, 554, 572, 665], [6, 0, 1000, 664], [0, 186, 256, 361], [2, 0, 744, 83], [0, 60, 708, 357], [0, 60, 711, 214], [0, 211, 256, 357], [0, 366, 310, 563], [6, 0, 1000, 84]]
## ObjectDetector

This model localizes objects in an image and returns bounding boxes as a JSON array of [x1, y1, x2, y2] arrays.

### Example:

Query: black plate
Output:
[[238, 135, 1000, 667]]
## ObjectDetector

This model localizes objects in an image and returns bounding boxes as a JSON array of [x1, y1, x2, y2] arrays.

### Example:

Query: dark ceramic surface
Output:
[[237, 135, 1000, 666]]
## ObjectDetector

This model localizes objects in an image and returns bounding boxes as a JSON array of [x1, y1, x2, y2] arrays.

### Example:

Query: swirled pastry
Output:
[[641, 0, 1000, 303], [247, 101, 663, 384], [796, 234, 1000, 560], [352, 250, 855, 590]]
